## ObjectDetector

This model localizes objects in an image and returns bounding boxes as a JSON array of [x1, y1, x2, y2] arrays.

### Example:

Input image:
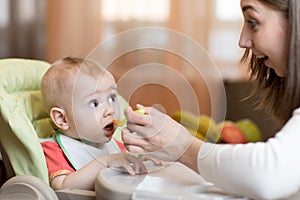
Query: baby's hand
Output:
[[100, 153, 147, 175], [140, 155, 171, 166]]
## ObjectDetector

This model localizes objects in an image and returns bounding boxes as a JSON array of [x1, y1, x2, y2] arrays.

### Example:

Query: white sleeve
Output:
[[198, 108, 300, 200]]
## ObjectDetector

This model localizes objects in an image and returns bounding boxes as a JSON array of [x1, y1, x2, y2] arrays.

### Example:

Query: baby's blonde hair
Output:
[[41, 56, 106, 112]]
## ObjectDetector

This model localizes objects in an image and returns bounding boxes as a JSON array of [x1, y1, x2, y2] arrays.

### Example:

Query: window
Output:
[[0, 0, 9, 57], [209, 29, 241, 61], [215, 0, 242, 21], [208, 0, 245, 80], [101, 0, 170, 22], [0, 0, 9, 27]]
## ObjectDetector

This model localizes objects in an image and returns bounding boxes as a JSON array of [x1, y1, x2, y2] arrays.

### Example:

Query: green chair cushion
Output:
[[0, 58, 51, 184]]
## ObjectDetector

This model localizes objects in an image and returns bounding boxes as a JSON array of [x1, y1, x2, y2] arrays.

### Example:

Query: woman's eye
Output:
[[89, 100, 99, 108], [247, 19, 258, 29], [108, 94, 117, 104]]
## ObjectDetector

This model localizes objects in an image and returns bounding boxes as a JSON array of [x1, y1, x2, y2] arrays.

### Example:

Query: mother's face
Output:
[[239, 0, 289, 77]]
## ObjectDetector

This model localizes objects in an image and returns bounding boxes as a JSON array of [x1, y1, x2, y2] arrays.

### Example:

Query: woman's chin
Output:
[[265, 60, 287, 77]]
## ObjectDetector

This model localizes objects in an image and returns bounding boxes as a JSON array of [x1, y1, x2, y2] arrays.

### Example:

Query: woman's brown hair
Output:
[[241, 0, 300, 124]]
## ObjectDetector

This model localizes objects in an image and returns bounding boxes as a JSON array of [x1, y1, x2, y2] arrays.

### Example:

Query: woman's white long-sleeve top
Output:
[[198, 108, 300, 200]]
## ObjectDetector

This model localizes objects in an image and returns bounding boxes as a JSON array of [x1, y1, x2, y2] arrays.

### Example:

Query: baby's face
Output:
[[67, 71, 120, 143]]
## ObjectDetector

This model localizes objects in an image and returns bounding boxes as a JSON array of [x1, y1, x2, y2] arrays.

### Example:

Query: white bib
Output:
[[56, 133, 121, 170]]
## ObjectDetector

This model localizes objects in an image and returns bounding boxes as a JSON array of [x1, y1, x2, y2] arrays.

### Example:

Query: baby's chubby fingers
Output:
[[141, 155, 170, 166], [127, 155, 147, 174], [121, 155, 147, 176]]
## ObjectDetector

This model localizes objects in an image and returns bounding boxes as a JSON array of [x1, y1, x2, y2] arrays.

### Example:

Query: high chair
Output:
[[0, 58, 130, 199]]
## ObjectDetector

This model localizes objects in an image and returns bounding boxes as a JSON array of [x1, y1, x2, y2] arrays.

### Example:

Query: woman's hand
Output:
[[122, 105, 196, 162]]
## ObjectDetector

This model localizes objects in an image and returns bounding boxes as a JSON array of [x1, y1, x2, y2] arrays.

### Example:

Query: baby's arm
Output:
[[50, 153, 147, 190]]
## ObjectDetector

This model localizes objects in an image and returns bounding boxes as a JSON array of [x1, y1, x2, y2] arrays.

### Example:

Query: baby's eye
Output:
[[89, 100, 99, 108], [108, 94, 117, 105]]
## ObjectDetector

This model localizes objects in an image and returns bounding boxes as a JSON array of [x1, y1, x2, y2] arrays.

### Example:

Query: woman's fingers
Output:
[[124, 106, 152, 126], [123, 105, 191, 162], [122, 128, 149, 152], [125, 114, 167, 139], [122, 128, 162, 152], [136, 104, 152, 114], [125, 144, 145, 154]]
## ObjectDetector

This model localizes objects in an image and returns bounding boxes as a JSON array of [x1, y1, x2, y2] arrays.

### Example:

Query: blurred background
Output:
[[0, 0, 282, 139], [0, 0, 245, 77]]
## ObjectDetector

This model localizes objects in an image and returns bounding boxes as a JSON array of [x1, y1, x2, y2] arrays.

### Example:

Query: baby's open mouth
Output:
[[104, 122, 114, 131]]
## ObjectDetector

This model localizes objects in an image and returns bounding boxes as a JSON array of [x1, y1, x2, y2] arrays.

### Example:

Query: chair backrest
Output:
[[0, 58, 53, 184]]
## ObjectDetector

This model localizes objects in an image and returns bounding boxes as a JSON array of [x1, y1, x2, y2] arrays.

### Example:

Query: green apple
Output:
[[236, 119, 262, 143]]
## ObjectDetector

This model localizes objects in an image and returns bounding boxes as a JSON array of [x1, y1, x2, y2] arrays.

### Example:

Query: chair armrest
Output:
[[0, 175, 58, 200], [55, 188, 96, 200], [0, 175, 97, 200]]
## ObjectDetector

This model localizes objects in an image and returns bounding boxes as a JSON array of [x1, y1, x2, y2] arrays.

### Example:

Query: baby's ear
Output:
[[50, 107, 69, 130]]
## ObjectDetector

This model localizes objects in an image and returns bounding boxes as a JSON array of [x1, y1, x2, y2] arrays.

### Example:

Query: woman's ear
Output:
[[50, 107, 69, 130]]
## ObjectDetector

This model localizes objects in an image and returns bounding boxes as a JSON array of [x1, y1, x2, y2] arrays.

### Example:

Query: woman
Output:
[[122, 0, 300, 199]]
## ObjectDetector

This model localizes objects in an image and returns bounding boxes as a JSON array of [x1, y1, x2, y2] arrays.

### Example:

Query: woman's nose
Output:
[[239, 26, 252, 48]]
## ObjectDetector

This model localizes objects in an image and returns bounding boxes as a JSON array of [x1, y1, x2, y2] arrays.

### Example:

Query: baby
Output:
[[40, 56, 146, 190]]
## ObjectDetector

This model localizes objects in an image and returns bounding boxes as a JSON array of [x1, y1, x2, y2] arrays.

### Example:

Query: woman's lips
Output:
[[256, 55, 269, 66], [264, 57, 270, 66]]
